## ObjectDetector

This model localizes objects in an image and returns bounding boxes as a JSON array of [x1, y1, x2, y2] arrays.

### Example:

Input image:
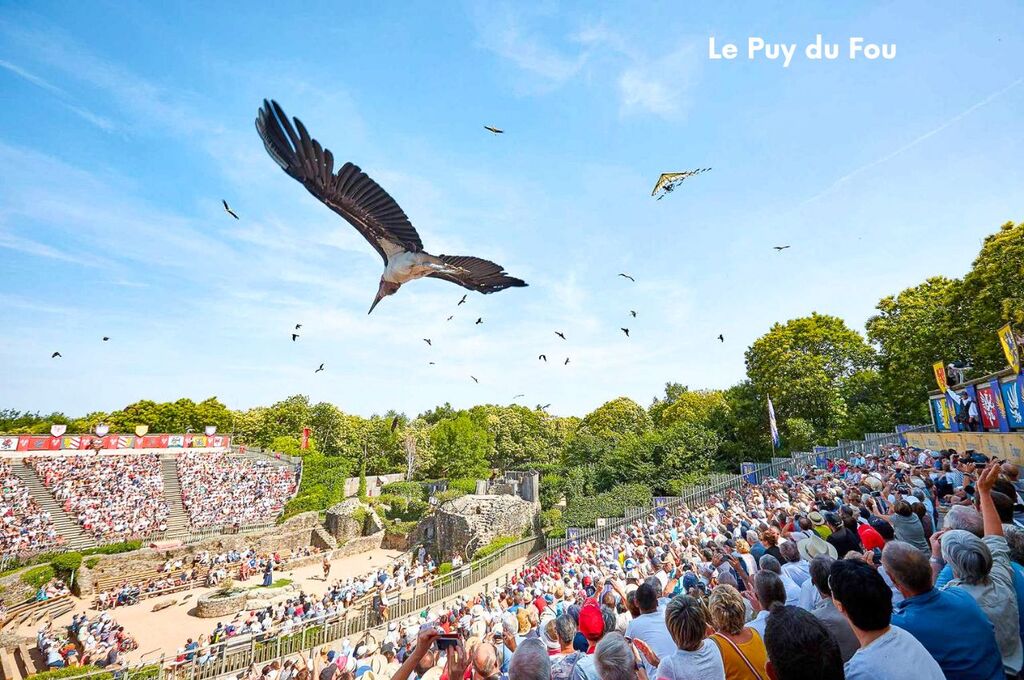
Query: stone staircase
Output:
[[159, 455, 191, 539], [12, 463, 94, 551]]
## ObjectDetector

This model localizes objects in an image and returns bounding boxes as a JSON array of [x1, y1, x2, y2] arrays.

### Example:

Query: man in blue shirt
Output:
[[882, 541, 1003, 680]]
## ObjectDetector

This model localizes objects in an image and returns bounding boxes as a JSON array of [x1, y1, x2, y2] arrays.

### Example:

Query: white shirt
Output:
[[655, 641, 725, 680]]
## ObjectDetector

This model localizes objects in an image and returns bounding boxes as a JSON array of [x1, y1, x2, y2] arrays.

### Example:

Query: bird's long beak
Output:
[[368, 288, 386, 315]]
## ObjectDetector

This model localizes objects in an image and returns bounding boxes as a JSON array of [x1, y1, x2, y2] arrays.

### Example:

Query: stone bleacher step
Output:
[[159, 455, 191, 538], [11, 463, 94, 551]]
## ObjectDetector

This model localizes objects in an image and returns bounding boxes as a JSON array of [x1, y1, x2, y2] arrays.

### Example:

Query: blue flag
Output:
[[767, 394, 780, 448]]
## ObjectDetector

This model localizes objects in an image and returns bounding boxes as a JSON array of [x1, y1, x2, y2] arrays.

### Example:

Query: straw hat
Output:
[[797, 533, 837, 561]]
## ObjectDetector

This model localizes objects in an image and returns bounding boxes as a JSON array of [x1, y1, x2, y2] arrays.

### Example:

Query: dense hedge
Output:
[[21, 565, 55, 589], [281, 454, 355, 520], [29, 666, 111, 680], [434, 489, 467, 505], [472, 535, 519, 560], [81, 540, 142, 555], [380, 481, 425, 500], [50, 552, 82, 578], [559, 483, 652, 533], [448, 478, 478, 495], [382, 518, 418, 536]]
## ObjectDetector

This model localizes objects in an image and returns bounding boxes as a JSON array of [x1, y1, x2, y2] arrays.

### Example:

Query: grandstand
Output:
[[0, 434, 300, 558]]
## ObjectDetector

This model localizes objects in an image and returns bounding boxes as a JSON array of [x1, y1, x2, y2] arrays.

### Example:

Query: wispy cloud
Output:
[[470, 3, 588, 90], [798, 77, 1024, 207], [0, 229, 92, 265], [471, 9, 701, 119], [616, 45, 700, 120], [0, 58, 116, 131]]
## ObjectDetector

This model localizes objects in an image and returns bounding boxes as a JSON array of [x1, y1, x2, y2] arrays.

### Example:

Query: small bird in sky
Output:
[[630, 310, 637, 318], [314, 363, 325, 373], [390, 416, 400, 432], [555, 331, 566, 340], [428, 361, 435, 365], [621, 328, 630, 337], [538, 354, 547, 362], [470, 376, 479, 383], [51, 351, 61, 358], [475, 317, 483, 325], [483, 125, 504, 135], [222, 200, 239, 219], [446, 315, 453, 321], [512, 394, 524, 399], [423, 338, 432, 346], [295, 323, 302, 330], [540, 403, 551, 410], [292, 333, 299, 341], [458, 295, 467, 306], [102, 336, 110, 341], [773, 245, 791, 252], [717, 334, 725, 343], [564, 357, 570, 365], [618, 273, 635, 282]]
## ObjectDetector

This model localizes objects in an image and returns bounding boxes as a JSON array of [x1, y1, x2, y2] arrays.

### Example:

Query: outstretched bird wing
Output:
[[256, 100, 423, 263], [427, 255, 527, 294]]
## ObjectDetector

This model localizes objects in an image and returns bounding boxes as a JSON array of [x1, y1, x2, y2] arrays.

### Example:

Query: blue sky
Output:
[[0, 1, 1021, 419]]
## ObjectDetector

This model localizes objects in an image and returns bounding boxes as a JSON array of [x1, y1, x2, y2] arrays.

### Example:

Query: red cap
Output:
[[578, 598, 604, 641]]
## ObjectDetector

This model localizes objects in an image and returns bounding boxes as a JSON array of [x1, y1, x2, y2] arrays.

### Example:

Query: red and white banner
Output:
[[0, 432, 230, 452], [976, 384, 1000, 430]]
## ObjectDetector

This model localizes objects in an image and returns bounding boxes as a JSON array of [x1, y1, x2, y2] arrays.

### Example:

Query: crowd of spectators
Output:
[[28, 454, 169, 540], [177, 453, 297, 528], [0, 461, 61, 557], [37, 611, 137, 670], [176, 444, 1024, 680]]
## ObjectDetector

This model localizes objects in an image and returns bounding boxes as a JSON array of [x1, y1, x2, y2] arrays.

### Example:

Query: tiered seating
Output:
[[176, 452, 296, 528], [27, 454, 168, 541], [0, 461, 61, 558]]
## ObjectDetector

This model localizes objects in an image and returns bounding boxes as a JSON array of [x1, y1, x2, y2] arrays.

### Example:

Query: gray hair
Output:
[[502, 612, 519, 636], [553, 614, 576, 645], [759, 554, 782, 574], [779, 541, 800, 563], [943, 506, 983, 537], [508, 638, 550, 680], [940, 529, 992, 585], [746, 530, 759, 544], [1005, 526, 1024, 566], [593, 633, 635, 680]]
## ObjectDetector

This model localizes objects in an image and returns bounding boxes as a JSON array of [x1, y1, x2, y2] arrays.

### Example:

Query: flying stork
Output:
[[256, 100, 527, 313]]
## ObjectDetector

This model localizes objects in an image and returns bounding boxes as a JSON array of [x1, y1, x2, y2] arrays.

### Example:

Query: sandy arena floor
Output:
[[20, 548, 531, 667], [19, 547, 404, 664]]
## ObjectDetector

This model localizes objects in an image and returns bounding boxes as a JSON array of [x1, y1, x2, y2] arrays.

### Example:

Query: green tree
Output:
[[746, 313, 875, 441], [579, 397, 652, 438], [866, 276, 962, 423], [955, 220, 1024, 373], [427, 414, 492, 479], [655, 388, 729, 430], [782, 418, 816, 452]]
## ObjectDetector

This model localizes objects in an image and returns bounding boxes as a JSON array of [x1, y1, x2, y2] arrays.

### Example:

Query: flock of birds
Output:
[[48, 100, 793, 392]]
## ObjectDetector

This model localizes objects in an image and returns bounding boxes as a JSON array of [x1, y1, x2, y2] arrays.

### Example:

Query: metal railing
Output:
[[76, 533, 545, 680]]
